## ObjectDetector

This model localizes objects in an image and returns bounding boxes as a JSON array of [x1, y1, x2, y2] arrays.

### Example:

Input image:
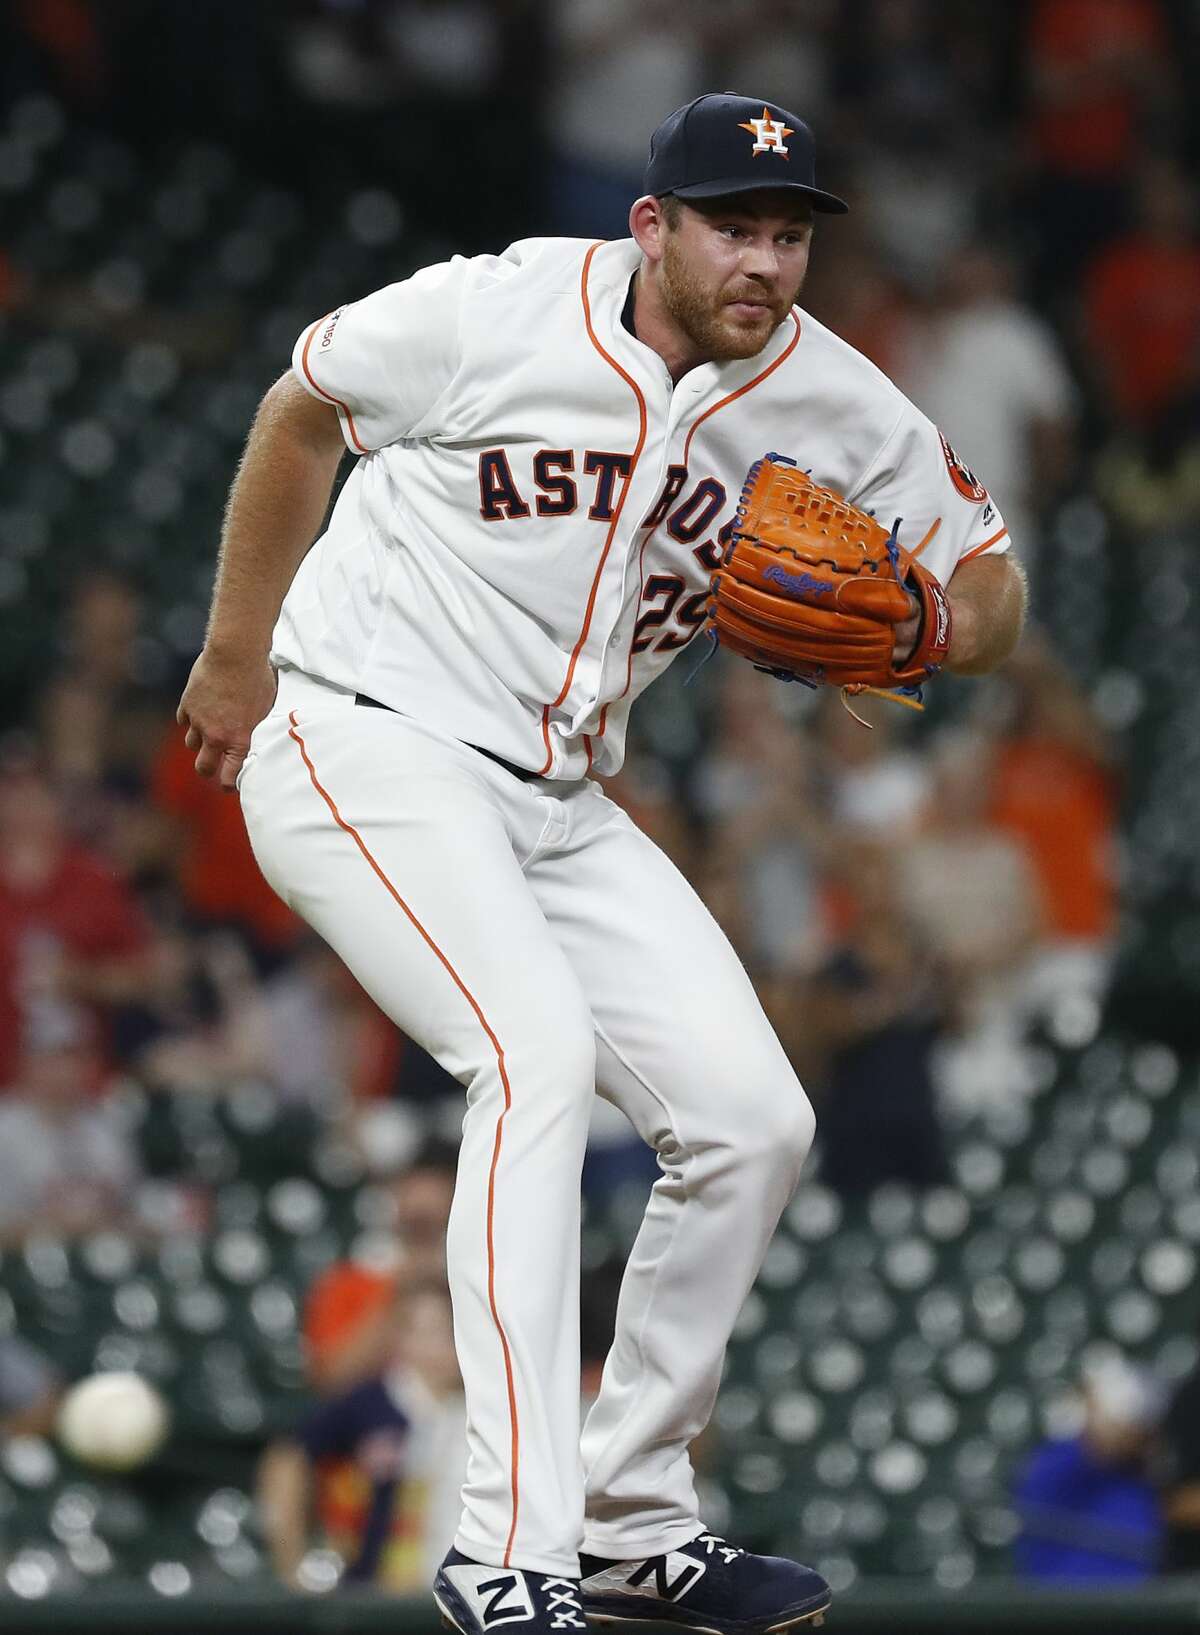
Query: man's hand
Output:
[[893, 591, 921, 665], [177, 648, 278, 792]]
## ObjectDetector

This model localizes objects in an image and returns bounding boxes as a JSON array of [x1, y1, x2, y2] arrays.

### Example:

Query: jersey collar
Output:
[[588, 238, 801, 407]]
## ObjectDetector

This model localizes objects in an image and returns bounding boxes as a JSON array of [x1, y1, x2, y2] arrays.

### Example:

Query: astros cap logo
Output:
[[738, 106, 794, 157]]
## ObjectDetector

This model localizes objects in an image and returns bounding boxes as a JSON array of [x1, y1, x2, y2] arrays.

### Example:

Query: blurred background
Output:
[[1, 1, 1200, 1630]]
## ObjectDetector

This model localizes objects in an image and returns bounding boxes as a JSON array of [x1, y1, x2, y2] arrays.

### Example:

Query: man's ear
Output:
[[630, 195, 667, 263]]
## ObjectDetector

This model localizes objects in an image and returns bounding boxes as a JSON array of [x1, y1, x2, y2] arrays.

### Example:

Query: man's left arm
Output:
[[943, 551, 1028, 675], [856, 408, 1029, 679], [894, 550, 1027, 677]]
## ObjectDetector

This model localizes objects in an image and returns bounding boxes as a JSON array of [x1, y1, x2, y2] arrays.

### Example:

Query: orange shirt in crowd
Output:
[[1027, 0, 1167, 176], [303, 1262, 401, 1546], [1085, 238, 1200, 422], [151, 726, 301, 950], [989, 739, 1118, 941], [304, 1262, 399, 1387]]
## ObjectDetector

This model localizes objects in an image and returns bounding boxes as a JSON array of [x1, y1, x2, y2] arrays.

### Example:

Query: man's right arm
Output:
[[257, 1438, 315, 1589], [176, 372, 347, 791]]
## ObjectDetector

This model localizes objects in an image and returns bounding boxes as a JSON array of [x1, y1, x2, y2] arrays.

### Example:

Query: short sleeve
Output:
[[296, 1381, 407, 1460], [291, 256, 471, 453], [295, 1392, 356, 1460], [849, 400, 1011, 583]]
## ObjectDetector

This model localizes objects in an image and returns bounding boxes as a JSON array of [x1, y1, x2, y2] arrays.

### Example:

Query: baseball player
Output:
[[179, 93, 1026, 1633]]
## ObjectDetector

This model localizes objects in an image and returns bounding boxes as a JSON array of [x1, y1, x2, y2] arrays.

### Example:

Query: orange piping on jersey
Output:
[[538, 243, 648, 776], [594, 315, 803, 744], [959, 527, 1009, 565], [596, 513, 665, 740], [681, 310, 802, 468], [300, 316, 370, 456], [287, 713, 521, 1565], [911, 517, 941, 559]]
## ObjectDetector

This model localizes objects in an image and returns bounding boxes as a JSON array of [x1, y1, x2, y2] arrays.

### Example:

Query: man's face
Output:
[[659, 192, 813, 363]]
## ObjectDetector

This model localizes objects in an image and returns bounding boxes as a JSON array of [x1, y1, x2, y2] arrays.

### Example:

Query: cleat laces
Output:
[[696, 1533, 744, 1566], [542, 1578, 586, 1630]]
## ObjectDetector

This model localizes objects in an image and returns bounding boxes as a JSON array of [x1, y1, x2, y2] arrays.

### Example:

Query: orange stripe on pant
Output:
[[286, 711, 521, 1565]]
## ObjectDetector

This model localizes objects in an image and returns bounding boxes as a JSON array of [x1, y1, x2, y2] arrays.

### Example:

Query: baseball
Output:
[[56, 1371, 169, 1472]]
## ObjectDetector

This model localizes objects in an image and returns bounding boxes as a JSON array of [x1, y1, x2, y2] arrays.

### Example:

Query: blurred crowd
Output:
[[0, 566, 1122, 1219], [2, 0, 1200, 1595]]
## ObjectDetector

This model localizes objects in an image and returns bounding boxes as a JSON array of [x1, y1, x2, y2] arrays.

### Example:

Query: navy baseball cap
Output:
[[645, 92, 848, 214]]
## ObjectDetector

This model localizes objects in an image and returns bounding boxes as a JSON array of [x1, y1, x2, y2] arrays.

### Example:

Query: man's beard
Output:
[[660, 237, 801, 363]]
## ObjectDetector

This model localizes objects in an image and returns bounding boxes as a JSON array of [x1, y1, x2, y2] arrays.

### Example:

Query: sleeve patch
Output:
[[938, 431, 989, 505], [317, 307, 345, 350]]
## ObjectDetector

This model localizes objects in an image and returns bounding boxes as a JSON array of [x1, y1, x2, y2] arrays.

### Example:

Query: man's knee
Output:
[[734, 1077, 816, 1173], [500, 998, 597, 1114]]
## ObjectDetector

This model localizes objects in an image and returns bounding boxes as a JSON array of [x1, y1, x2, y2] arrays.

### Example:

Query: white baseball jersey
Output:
[[277, 236, 1009, 778]]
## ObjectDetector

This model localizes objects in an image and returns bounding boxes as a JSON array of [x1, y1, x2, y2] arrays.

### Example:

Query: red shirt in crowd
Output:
[[0, 844, 150, 1085], [1085, 237, 1200, 423], [1027, 0, 1167, 176], [151, 726, 301, 951]]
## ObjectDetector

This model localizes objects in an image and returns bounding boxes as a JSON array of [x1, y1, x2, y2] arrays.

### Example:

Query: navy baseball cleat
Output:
[[579, 1532, 831, 1633], [434, 1548, 587, 1635]]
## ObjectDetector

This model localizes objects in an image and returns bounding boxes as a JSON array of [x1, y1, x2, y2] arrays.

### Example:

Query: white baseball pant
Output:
[[240, 667, 815, 1575]]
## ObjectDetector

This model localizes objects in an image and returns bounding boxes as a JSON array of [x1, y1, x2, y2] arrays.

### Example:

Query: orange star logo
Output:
[[738, 107, 794, 157]]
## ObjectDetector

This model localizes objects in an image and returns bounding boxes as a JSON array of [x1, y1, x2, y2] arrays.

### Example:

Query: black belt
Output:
[[354, 693, 540, 783]]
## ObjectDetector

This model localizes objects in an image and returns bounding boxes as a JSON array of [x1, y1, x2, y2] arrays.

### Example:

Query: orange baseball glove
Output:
[[708, 454, 953, 708]]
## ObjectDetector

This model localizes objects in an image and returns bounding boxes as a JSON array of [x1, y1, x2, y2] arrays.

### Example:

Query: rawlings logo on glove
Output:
[[707, 453, 953, 711]]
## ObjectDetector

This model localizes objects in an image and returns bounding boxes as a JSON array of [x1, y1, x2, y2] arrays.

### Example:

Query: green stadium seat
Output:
[[1029, 1137, 1075, 1188], [812, 1443, 859, 1493], [1091, 1236, 1137, 1290], [866, 1183, 918, 1238], [887, 1334, 938, 1383], [1041, 1286, 1091, 1338], [881, 1237, 937, 1292], [807, 1339, 866, 1395], [828, 1228, 878, 1278], [76, 1231, 138, 1284], [952, 1142, 1006, 1200], [265, 1177, 327, 1236], [209, 1229, 271, 1287], [791, 1280, 838, 1333], [848, 1389, 895, 1453], [765, 1388, 822, 1446], [915, 1286, 964, 1349], [716, 1384, 763, 1438], [1103, 1287, 1162, 1346], [784, 1185, 842, 1243], [1011, 1237, 1063, 1294], [756, 1234, 807, 1291], [1158, 1143, 1200, 1196], [1042, 1187, 1096, 1242], [841, 1277, 897, 1343], [1, 1436, 60, 1492], [1140, 1236, 1196, 1295], [993, 1184, 1038, 1233], [900, 1388, 960, 1448], [941, 1340, 998, 1395]]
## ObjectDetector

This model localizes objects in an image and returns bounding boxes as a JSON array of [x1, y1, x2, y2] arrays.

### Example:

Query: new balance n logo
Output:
[[478, 1574, 536, 1626], [626, 1554, 706, 1602]]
